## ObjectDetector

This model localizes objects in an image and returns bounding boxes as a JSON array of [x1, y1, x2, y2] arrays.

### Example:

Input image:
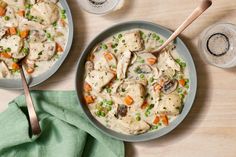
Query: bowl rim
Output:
[[75, 20, 197, 142]]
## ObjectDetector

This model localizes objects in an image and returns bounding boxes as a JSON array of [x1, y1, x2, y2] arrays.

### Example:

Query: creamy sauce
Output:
[[83, 29, 189, 135], [0, 0, 69, 79]]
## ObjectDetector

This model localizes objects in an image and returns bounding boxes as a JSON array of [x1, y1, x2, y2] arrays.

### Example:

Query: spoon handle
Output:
[[154, 0, 212, 53], [20, 66, 41, 135]]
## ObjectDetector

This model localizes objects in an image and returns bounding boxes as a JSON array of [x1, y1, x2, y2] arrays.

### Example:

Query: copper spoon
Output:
[[19, 65, 41, 135], [152, 0, 212, 54]]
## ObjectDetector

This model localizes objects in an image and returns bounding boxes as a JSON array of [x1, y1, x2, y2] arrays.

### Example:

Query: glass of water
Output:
[[78, 0, 125, 15]]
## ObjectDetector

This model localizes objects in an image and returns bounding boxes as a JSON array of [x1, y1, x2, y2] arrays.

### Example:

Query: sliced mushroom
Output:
[[130, 52, 137, 65], [162, 79, 178, 94], [0, 61, 11, 78], [0, 27, 7, 39], [29, 30, 47, 43], [115, 104, 128, 118]]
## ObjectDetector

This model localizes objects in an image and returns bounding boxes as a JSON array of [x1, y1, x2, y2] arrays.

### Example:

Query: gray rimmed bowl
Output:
[[0, 0, 74, 89], [75, 21, 197, 142]]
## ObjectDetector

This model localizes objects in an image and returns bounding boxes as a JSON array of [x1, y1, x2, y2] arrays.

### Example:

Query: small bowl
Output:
[[75, 21, 197, 142]]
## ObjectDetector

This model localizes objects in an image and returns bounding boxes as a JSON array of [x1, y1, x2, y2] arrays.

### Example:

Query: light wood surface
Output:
[[1, 0, 236, 156]]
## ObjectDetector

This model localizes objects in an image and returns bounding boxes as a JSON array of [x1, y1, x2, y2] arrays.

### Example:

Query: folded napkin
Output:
[[0, 91, 124, 157]]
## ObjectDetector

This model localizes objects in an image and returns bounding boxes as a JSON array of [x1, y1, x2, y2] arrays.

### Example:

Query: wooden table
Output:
[[1, 0, 236, 156]]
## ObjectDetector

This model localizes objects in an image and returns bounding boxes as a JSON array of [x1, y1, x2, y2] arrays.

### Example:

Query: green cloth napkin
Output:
[[0, 91, 124, 157]]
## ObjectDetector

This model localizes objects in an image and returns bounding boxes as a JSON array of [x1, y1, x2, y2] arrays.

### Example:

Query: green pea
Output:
[[101, 44, 108, 50], [6, 47, 11, 52], [136, 116, 141, 121], [185, 79, 189, 83], [61, 9, 66, 14], [159, 39, 164, 44], [185, 84, 189, 89], [107, 106, 112, 111], [149, 77, 154, 83], [46, 33, 51, 38], [12, 58, 18, 63], [52, 22, 57, 27], [100, 111, 106, 117], [96, 110, 101, 116], [106, 100, 113, 106], [106, 88, 112, 93], [155, 35, 160, 40], [27, 15, 33, 20], [4, 16, 10, 21], [152, 33, 157, 39], [23, 48, 29, 54], [61, 14, 66, 19], [25, 4, 32, 9], [118, 34, 122, 39], [140, 74, 145, 79]]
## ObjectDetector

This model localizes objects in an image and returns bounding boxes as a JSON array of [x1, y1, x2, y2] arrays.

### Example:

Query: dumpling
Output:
[[156, 93, 182, 115], [0, 35, 24, 57], [27, 42, 56, 61], [117, 116, 150, 135], [158, 51, 180, 72], [19, 18, 46, 31], [85, 70, 115, 92], [30, 2, 59, 25], [123, 30, 144, 52]]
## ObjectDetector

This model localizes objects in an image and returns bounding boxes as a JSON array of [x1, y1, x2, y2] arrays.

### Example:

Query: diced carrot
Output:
[[110, 69, 117, 76], [147, 58, 157, 65], [154, 84, 162, 92], [179, 79, 186, 87], [9, 27, 17, 35], [26, 67, 34, 74], [84, 95, 94, 104], [56, 43, 63, 52], [0, 7, 6, 17], [161, 114, 169, 126], [104, 52, 113, 61], [84, 82, 92, 92], [12, 63, 20, 70], [17, 10, 25, 17], [124, 95, 134, 106], [141, 101, 148, 109], [1, 52, 12, 58], [60, 19, 66, 27], [159, 79, 165, 86], [153, 115, 160, 125], [20, 30, 29, 38]]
